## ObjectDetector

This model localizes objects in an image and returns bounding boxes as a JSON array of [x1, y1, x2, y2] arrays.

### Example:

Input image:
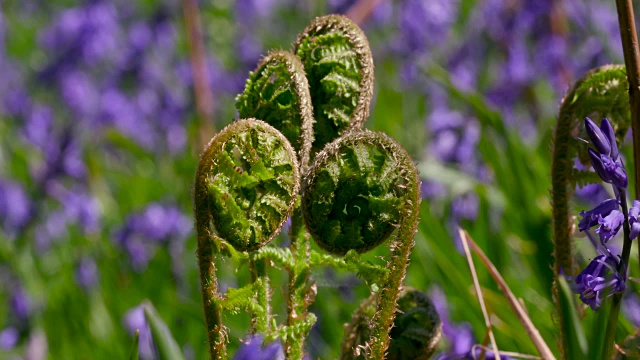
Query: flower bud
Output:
[[600, 118, 618, 160], [585, 117, 611, 156]]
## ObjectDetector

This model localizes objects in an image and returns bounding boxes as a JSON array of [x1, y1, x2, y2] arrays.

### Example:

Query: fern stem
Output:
[[285, 209, 314, 359], [249, 256, 271, 336], [367, 167, 421, 359], [615, 0, 640, 275], [367, 200, 420, 358], [195, 143, 228, 359]]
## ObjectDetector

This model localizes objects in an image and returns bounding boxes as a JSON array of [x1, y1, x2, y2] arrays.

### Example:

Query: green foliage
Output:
[[387, 289, 442, 360], [143, 301, 186, 360], [129, 330, 139, 360], [556, 277, 588, 359], [236, 50, 314, 169], [302, 131, 407, 255], [295, 15, 374, 152], [202, 119, 300, 252]]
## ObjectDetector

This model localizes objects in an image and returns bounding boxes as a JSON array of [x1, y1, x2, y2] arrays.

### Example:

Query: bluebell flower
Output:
[[628, 200, 640, 240], [578, 198, 618, 231], [595, 209, 624, 244], [571, 254, 625, 311], [585, 118, 627, 189], [124, 305, 155, 360], [0, 327, 19, 350], [232, 335, 284, 360], [622, 293, 640, 328], [0, 179, 31, 238], [588, 148, 628, 189], [585, 117, 613, 157], [75, 256, 99, 290], [114, 203, 191, 271], [10, 285, 32, 322]]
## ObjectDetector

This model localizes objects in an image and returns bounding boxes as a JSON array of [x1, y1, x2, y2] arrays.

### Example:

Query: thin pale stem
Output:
[[182, 0, 216, 148], [463, 230, 556, 360], [459, 229, 501, 360], [615, 0, 640, 274], [601, 189, 632, 360]]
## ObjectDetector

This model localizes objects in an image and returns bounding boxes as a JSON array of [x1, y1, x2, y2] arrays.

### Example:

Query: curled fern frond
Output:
[[236, 50, 314, 171], [294, 14, 374, 152], [301, 130, 413, 255], [340, 288, 441, 360], [196, 118, 300, 252]]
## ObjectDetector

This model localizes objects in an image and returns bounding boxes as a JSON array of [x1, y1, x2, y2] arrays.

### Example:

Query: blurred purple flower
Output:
[[430, 287, 506, 359], [398, 0, 458, 53], [124, 305, 155, 360], [0, 327, 19, 350], [0, 179, 31, 237], [232, 335, 284, 360], [53, 186, 101, 233], [234, 0, 280, 25], [75, 257, 99, 290], [623, 292, 640, 327], [114, 203, 191, 271], [23, 105, 53, 151], [10, 285, 32, 322], [451, 193, 479, 221]]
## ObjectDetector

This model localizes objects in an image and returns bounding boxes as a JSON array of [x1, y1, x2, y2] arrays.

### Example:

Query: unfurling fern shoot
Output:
[[302, 130, 421, 358], [194, 119, 299, 358], [295, 14, 374, 152]]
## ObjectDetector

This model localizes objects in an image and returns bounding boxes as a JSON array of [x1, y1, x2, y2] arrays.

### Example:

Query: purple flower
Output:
[[232, 335, 284, 360], [585, 118, 627, 189], [578, 198, 619, 231], [124, 305, 155, 360], [49, 184, 101, 233], [588, 148, 628, 189], [585, 117, 613, 158], [0, 179, 31, 237], [75, 257, 99, 290], [0, 327, 19, 350], [628, 200, 640, 240], [114, 203, 191, 271], [571, 254, 625, 311], [398, 0, 459, 53], [622, 292, 640, 327], [10, 285, 32, 322], [595, 210, 624, 243]]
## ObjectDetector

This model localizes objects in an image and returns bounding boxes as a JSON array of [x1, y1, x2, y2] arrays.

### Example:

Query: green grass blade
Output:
[[129, 330, 139, 360], [556, 276, 588, 359], [142, 301, 185, 360]]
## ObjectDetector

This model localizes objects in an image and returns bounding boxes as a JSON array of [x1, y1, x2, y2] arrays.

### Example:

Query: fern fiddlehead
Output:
[[294, 14, 374, 152], [340, 287, 441, 360], [236, 50, 315, 172], [194, 119, 300, 358], [302, 130, 421, 358]]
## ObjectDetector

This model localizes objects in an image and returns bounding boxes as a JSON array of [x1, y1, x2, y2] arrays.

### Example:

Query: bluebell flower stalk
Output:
[[574, 117, 636, 359]]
